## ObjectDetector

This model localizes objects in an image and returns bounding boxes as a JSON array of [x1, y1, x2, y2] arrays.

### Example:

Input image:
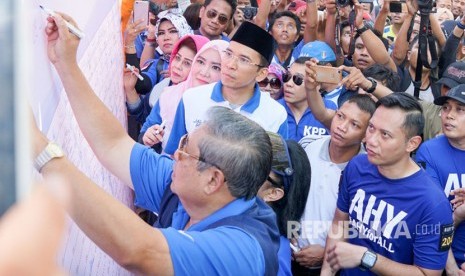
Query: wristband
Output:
[[146, 37, 157, 42], [356, 25, 369, 35], [124, 44, 135, 49], [457, 22, 465, 30]]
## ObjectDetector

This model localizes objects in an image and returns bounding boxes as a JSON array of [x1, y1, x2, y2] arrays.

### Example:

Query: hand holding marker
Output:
[[39, 5, 85, 39], [126, 63, 144, 81]]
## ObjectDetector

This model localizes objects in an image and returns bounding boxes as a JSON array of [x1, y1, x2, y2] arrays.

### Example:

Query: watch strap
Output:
[[356, 25, 369, 36], [33, 142, 64, 172], [365, 77, 377, 93]]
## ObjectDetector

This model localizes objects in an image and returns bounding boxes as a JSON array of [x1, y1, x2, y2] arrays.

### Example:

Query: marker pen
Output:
[[39, 5, 85, 39], [154, 121, 167, 136], [126, 63, 144, 81]]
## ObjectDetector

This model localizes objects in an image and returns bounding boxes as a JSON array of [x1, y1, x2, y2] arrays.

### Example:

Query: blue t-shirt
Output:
[[142, 56, 170, 88], [278, 98, 336, 142], [129, 143, 272, 275], [416, 135, 465, 266], [337, 154, 453, 275]]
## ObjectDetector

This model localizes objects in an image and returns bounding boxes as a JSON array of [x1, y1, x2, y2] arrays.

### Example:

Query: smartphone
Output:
[[240, 6, 258, 20], [313, 65, 342, 84], [133, 0, 150, 26], [389, 1, 407, 13]]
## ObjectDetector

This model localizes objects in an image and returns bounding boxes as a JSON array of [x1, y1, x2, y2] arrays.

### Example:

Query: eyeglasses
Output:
[[221, 50, 263, 67], [177, 134, 222, 170], [267, 132, 294, 192], [206, 9, 229, 25], [283, 72, 304, 86], [258, 77, 282, 90], [173, 54, 193, 69]]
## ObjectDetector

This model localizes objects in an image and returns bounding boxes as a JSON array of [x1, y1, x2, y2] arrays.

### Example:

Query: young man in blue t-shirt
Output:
[[321, 93, 453, 275], [416, 84, 465, 275]]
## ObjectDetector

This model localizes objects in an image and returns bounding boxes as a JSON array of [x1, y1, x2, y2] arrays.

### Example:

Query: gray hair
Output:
[[197, 106, 272, 199]]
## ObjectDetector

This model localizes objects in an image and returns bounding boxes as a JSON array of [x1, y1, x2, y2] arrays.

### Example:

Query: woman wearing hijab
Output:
[[124, 34, 209, 138], [139, 40, 229, 151], [125, 8, 194, 94]]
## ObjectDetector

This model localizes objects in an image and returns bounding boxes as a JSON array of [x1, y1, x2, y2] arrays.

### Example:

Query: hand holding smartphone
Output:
[[312, 65, 342, 84], [133, 0, 149, 26], [389, 1, 407, 13]]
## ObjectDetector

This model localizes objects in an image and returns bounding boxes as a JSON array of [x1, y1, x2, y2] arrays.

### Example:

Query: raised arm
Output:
[[304, 59, 336, 129], [324, 0, 338, 53], [32, 121, 173, 275], [354, 0, 397, 72], [373, 0, 390, 34], [303, 0, 319, 43], [391, 0, 417, 65], [46, 13, 136, 187]]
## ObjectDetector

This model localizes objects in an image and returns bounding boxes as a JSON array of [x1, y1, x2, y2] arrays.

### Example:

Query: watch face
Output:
[[48, 143, 64, 157], [363, 251, 377, 267]]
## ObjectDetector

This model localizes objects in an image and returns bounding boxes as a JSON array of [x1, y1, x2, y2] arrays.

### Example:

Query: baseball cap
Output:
[[434, 83, 465, 106], [436, 62, 465, 89], [299, 41, 336, 63]]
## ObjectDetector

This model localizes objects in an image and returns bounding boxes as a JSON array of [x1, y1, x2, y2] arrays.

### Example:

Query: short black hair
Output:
[[204, 0, 237, 18], [346, 94, 376, 117], [267, 11, 301, 34], [376, 93, 424, 139], [363, 64, 400, 91]]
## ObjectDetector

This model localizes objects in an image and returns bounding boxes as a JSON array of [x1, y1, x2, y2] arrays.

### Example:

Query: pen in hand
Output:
[[39, 5, 85, 39], [125, 63, 144, 81]]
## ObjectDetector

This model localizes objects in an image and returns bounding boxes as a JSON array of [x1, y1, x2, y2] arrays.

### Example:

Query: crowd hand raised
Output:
[[326, 242, 367, 271], [325, 0, 338, 15], [339, 65, 371, 91], [293, 244, 325, 268], [234, 8, 244, 25], [304, 59, 320, 92], [124, 18, 147, 45], [142, 124, 165, 147], [406, 0, 418, 16], [353, 0, 365, 27], [45, 12, 80, 66]]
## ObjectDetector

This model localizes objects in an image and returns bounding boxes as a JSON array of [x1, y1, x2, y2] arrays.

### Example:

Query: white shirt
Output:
[[299, 136, 365, 246]]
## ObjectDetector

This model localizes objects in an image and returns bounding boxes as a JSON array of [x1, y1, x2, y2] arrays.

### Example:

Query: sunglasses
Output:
[[258, 77, 282, 90], [283, 72, 304, 86], [206, 9, 229, 25]]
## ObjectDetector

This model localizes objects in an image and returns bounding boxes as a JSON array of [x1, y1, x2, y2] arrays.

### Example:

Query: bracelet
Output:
[[146, 37, 157, 42], [124, 44, 135, 49], [457, 22, 465, 30]]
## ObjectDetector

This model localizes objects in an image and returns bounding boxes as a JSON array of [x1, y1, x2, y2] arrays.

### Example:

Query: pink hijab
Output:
[[159, 39, 229, 147]]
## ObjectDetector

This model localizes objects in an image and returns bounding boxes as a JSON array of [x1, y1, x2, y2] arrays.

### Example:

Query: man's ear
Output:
[[256, 67, 269, 82], [199, 6, 205, 19], [406, 135, 422, 153], [204, 168, 227, 195], [262, 187, 284, 202]]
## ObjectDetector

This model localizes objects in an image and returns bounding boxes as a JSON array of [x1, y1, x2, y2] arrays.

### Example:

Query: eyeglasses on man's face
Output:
[[222, 50, 263, 67], [283, 72, 304, 86], [177, 134, 223, 171], [205, 9, 229, 25]]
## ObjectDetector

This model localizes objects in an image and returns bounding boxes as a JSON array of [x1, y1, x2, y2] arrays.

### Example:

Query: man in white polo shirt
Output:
[[164, 21, 288, 154], [293, 92, 376, 273]]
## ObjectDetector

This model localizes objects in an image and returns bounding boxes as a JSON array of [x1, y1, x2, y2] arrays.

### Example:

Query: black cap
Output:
[[434, 83, 465, 106], [437, 62, 465, 89], [231, 21, 274, 64]]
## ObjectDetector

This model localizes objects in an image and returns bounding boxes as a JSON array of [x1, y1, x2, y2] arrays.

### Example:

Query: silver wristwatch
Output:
[[34, 142, 64, 172]]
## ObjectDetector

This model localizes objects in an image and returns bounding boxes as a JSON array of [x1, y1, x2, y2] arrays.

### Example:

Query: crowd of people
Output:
[[23, 0, 465, 274]]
